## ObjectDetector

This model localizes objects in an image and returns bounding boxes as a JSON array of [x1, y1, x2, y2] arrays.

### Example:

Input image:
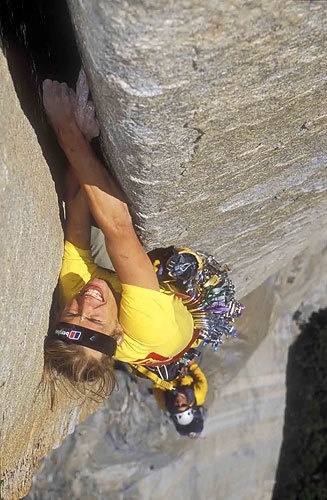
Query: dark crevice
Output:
[[0, 0, 86, 335], [273, 309, 327, 499], [193, 126, 205, 149], [182, 119, 205, 162], [0, 0, 82, 204]]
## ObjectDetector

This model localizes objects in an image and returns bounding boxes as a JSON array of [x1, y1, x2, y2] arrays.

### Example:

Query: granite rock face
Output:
[[26, 238, 327, 500], [67, 0, 327, 297], [1, 1, 327, 498], [0, 49, 98, 500]]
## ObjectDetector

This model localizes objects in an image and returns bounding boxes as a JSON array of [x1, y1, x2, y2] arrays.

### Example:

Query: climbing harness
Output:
[[131, 364, 177, 393]]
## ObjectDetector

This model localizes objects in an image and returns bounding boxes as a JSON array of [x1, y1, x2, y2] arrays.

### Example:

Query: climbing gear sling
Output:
[[135, 247, 244, 382], [131, 364, 177, 393]]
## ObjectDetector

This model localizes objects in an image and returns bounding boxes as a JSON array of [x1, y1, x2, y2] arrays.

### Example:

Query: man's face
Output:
[[60, 278, 123, 358], [174, 390, 190, 412]]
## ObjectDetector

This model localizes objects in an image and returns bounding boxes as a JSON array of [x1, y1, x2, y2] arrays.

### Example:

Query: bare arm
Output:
[[64, 167, 91, 250], [43, 76, 159, 290]]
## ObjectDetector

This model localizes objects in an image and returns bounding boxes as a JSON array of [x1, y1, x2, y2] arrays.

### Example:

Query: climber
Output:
[[152, 360, 208, 437], [42, 70, 196, 403]]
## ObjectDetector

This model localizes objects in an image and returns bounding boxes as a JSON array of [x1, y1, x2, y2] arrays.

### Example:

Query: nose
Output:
[[76, 294, 95, 317]]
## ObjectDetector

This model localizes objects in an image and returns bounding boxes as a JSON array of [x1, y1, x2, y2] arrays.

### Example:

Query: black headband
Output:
[[51, 322, 117, 356]]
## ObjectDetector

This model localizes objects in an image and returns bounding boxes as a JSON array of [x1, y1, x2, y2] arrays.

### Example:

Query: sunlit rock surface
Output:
[[26, 238, 327, 500], [67, 0, 327, 297], [1, 0, 327, 497], [0, 49, 99, 500]]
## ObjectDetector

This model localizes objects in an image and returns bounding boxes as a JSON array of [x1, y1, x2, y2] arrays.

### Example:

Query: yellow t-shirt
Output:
[[59, 241, 194, 365]]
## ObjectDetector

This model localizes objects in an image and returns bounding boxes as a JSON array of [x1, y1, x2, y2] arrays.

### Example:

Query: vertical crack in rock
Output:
[[0, 2, 102, 499]]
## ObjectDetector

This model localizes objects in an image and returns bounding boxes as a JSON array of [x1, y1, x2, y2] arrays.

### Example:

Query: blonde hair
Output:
[[43, 335, 118, 409]]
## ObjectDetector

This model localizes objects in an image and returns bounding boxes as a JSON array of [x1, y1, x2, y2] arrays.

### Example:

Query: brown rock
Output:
[[2, 0, 327, 497], [0, 49, 98, 500]]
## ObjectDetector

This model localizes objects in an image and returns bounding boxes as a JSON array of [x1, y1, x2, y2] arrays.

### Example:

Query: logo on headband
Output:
[[55, 328, 82, 341]]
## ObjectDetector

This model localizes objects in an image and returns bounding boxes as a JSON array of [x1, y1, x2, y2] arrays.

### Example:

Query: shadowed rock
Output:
[[0, 49, 99, 500]]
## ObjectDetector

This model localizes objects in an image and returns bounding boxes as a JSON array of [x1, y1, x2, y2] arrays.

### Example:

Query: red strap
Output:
[[143, 328, 201, 367]]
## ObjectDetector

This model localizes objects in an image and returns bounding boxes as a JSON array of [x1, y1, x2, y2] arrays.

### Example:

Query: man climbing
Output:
[[43, 69, 243, 406], [43, 70, 195, 404], [152, 360, 208, 437]]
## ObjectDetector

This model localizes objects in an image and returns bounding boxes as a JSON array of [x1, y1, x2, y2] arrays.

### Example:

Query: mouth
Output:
[[81, 285, 105, 302]]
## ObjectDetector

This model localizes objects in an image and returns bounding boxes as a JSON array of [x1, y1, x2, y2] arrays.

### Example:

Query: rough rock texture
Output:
[[67, 0, 327, 298], [26, 238, 327, 500], [0, 49, 98, 500], [1, 1, 327, 498]]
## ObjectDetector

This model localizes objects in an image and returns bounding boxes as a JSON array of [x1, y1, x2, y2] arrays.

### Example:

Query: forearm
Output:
[[60, 129, 132, 237], [65, 203, 91, 249], [64, 167, 91, 250], [43, 76, 158, 288]]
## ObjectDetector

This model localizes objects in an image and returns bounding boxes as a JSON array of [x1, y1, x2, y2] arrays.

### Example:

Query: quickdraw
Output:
[[135, 247, 245, 384], [160, 248, 244, 351]]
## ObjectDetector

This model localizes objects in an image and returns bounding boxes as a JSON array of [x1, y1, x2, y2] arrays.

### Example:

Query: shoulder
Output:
[[63, 240, 93, 262]]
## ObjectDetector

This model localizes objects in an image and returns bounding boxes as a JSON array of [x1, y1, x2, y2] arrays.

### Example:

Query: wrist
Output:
[[59, 124, 91, 157]]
